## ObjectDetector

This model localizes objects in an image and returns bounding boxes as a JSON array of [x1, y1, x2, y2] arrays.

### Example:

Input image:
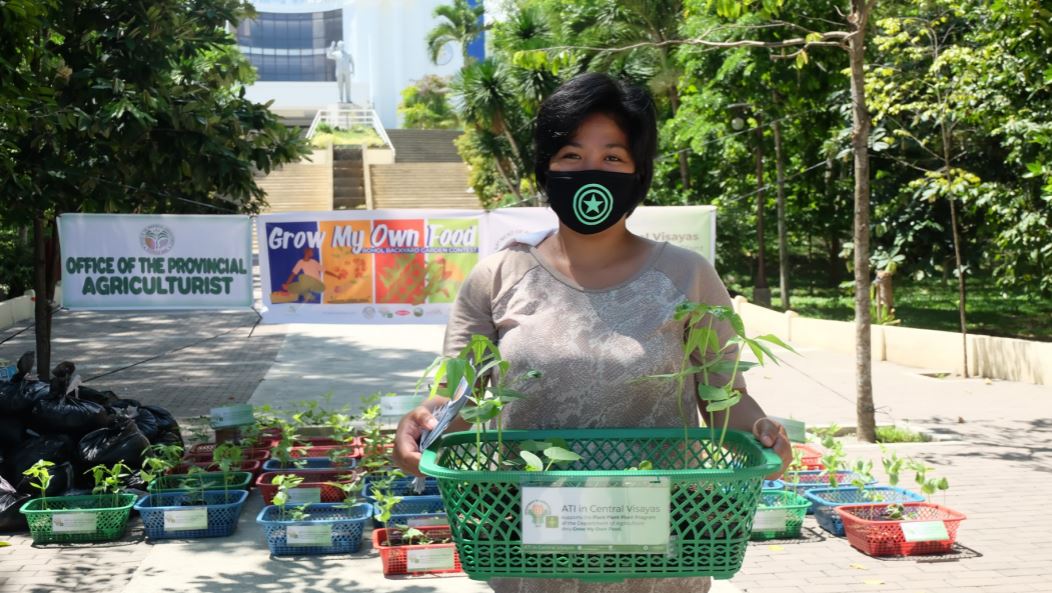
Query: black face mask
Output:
[[544, 170, 639, 235]]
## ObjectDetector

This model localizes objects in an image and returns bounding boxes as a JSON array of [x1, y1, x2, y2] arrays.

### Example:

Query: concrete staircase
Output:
[[369, 163, 480, 209], [332, 146, 366, 210], [386, 129, 463, 163], [257, 149, 332, 213]]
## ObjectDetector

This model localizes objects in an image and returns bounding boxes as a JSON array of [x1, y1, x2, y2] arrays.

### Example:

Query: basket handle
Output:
[[759, 442, 785, 474]]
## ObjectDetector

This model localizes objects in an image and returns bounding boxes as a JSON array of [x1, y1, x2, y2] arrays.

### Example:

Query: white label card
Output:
[[900, 520, 950, 542], [286, 524, 333, 547], [521, 477, 670, 553], [406, 546, 456, 571], [287, 488, 322, 505], [52, 512, 98, 534], [752, 509, 789, 532], [163, 509, 209, 531], [408, 515, 449, 527]]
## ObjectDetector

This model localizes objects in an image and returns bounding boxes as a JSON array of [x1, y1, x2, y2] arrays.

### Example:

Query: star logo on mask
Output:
[[572, 183, 614, 226]]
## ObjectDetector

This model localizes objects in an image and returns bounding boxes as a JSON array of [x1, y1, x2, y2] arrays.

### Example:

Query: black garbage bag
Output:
[[78, 385, 120, 407], [14, 461, 73, 499], [8, 434, 73, 478], [8, 351, 34, 384], [152, 429, 184, 449], [108, 400, 160, 442], [142, 404, 179, 433], [0, 475, 29, 533], [77, 418, 149, 474], [0, 379, 49, 414], [29, 375, 110, 440], [0, 416, 23, 451]]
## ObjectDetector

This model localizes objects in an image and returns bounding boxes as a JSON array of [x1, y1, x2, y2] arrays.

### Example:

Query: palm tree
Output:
[[426, 0, 488, 65], [450, 58, 528, 201]]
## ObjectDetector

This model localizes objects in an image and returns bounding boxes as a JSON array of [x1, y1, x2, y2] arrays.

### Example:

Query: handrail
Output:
[[305, 108, 396, 158]]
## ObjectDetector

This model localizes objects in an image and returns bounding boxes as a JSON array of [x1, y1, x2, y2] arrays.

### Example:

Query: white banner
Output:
[[258, 206, 716, 324], [58, 214, 252, 310], [483, 206, 717, 260]]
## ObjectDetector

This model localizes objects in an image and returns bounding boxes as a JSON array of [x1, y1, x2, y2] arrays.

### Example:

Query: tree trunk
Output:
[[668, 87, 691, 190], [753, 115, 769, 306], [849, 0, 876, 443], [492, 155, 524, 203], [772, 115, 790, 310], [949, 197, 968, 376], [33, 216, 51, 381]]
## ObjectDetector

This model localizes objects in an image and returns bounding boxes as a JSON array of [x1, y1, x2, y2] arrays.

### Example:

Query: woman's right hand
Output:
[[393, 405, 439, 477]]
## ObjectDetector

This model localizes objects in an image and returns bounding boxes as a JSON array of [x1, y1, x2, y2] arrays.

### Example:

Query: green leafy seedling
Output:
[[23, 460, 55, 510], [88, 462, 132, 508], [271, 474, 309, 521]]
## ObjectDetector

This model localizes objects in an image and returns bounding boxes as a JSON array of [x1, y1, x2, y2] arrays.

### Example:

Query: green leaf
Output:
[[519, 450, 543, 471], [543, 446, 582, 463], [697, 384, 728, 401], [755, 334, 796, 353], [705, 392, 742, 412]]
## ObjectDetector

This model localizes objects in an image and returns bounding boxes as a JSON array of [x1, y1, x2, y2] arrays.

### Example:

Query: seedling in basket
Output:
[[647, 302, 794, 462], [270, 422, 308, 470], [372, 487, 404, 533], [516, 439, 583, 471], [23, 460, 55, 510], [213, 442, 244, 497], [419, 335, 541, 468], [88, 462, 132, 508], [139, 444, 185, 486], [271, 474, 310, 521], [328, 473, 366, 507]]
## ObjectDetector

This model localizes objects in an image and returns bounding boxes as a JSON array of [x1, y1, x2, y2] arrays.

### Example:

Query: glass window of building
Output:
[[236, 9, 343, 81]]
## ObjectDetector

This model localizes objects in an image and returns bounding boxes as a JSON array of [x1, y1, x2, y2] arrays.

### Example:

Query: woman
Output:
[[394, 72, 792, 593]]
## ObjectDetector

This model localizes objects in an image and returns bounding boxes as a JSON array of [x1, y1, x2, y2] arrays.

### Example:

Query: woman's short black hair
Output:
[[533, 72, 658, 213]]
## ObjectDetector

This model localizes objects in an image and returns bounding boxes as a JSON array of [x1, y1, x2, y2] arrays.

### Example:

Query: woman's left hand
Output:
[[752, 417, 793, 480]]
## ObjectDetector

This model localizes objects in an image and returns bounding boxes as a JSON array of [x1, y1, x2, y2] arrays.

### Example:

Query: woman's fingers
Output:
[[392, 406, 438, 477], [753, 417, 793, 480]]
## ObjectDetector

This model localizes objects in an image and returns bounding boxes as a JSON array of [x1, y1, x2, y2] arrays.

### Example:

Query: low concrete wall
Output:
[[0, 292, 35, 331], [735, 297, 1052, 386]]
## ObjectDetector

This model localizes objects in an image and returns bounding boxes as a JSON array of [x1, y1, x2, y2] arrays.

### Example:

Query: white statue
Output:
[[326, 41, 355, 104]]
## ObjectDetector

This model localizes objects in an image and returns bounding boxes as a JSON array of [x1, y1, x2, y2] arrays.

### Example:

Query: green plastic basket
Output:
[[420, 428, 781, 581], [750, 490, 811, 540], [19, 494, 137, 544], [148, 471, 253, 493]]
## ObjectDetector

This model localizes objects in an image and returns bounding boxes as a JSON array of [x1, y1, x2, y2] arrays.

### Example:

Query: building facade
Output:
[[237, 0, 485, 128]]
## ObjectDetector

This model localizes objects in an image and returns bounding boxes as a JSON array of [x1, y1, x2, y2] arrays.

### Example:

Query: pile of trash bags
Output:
[[0, 352, 183, 531]]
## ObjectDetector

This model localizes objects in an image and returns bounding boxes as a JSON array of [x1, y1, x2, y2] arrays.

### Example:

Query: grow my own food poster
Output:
[[258, 210, 480, 323]]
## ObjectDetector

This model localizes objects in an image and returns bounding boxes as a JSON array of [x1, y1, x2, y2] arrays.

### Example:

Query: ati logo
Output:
[[140, 224, 175, 255]]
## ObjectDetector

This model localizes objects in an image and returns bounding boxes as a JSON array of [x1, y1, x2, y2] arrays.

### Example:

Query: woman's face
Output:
[[549, 113, 636, 174]]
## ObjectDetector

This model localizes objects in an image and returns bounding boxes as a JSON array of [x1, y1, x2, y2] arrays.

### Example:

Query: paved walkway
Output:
[[0, 316, 1049, 593]]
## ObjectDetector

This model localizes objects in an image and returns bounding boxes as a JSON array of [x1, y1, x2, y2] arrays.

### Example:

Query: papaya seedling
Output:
[[139, 443, 185, 487], [213, 442, 244, 498]]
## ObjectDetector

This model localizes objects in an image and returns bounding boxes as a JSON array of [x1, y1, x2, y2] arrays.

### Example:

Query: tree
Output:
[[426, 0, 489, 65], [0, 0, 308, 379], [398, 75, 459, 129]]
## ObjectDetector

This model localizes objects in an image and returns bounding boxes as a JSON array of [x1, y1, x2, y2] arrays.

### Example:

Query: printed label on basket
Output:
[[287, 488, 322, 505], [408, 516, 449, 527], [521, 476, 670, 554], [900, 520, 950, 542], [163, 508, 209, 531], [752, 508, 789, 532], [380, 395, 423, 417], [210, 404, 254, 428], [51, 512, 98, 534], [286, 524, 333, 546], [406, 546, 456, 571]]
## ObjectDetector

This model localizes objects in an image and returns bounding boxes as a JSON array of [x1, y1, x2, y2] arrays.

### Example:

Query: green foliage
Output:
[[426, 0, 488, 64], [88, 462, 131, 508], [399, 75, 459, 129], [138, 443, 185, 486], [271, 474, 309, 521], [23, 460, 55, 509], [0, 227, 32, 300], [310, 125, 386, 148]]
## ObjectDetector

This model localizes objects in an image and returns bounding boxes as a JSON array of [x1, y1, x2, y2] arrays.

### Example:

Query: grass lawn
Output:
[[766, 281, 1052, 342]]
